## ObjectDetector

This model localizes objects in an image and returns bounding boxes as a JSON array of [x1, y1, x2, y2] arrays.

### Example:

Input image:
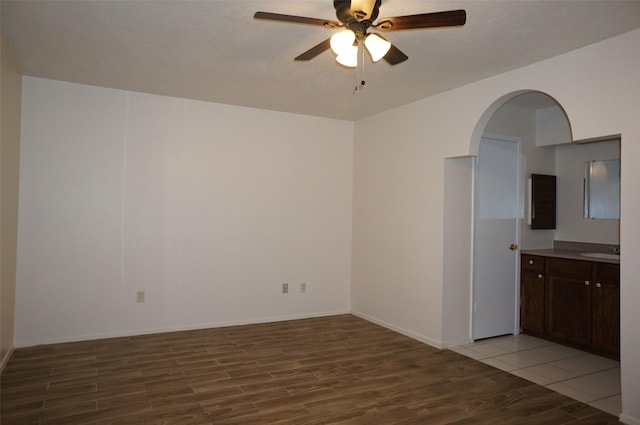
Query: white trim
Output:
[[14, 310, 350, 348], [469, 157, 476, 342], [120, 91, 129, 289], [619, 414, 640, 425], [440, 337, 473, 349], [0, 346, 15, 372], [351, 310, 443, 349], [481, 133, 522, 143]]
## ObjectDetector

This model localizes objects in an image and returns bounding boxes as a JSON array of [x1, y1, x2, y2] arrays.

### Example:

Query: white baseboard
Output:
[[440, 337, 473, 349], [0, 345, 15, 372], [351, 310, 443, 349], [620, 413, 640, 425], [14, 309, 351, 348]]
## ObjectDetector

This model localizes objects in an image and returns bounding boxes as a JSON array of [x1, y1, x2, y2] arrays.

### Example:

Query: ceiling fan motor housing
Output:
[[334, 0, 381, 27]]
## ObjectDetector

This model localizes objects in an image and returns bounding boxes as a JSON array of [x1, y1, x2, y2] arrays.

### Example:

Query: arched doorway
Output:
[[472, 91, 572, 340], [442, 90, 574, 344]]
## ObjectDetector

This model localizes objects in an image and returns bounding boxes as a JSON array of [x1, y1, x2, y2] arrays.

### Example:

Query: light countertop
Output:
[[521, 248, 620, 264]]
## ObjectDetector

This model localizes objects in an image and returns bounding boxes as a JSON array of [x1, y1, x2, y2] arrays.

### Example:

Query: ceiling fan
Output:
[[254, 0, 466, 67]]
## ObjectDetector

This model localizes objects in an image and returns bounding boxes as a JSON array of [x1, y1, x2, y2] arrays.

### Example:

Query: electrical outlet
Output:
[[282, 283, 288, 294], [136, 291, 145, 303], [301, 282, 307, 293]]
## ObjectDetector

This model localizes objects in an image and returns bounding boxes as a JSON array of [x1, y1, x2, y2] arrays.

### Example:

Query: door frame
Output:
[[471, 133, 524, 340]]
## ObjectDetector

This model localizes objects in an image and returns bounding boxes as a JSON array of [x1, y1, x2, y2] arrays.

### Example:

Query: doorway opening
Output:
[[470, 91, 572, 342]]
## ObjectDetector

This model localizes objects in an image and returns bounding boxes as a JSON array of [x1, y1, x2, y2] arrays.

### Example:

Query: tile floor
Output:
[[450, 333, 621, 417]]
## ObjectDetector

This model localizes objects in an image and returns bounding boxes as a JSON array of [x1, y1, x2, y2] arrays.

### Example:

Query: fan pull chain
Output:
[[353, 41, 366, 94]]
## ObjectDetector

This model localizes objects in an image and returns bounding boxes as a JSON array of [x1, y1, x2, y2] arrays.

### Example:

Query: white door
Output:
[[473, 136, 521, 340]]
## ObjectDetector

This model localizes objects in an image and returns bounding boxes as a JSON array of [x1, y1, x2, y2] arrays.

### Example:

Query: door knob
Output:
[[509, 243, 518, 250]]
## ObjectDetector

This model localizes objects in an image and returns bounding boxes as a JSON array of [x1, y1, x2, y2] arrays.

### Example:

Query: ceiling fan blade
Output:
[[383, 44, 408, 65], [295, 38, 332, 61], [375, 9, 466, 31], [254, 12, 340, 28]]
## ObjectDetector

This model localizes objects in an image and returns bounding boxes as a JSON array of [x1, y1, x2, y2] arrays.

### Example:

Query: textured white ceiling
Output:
[[2, 0, 639, 120]]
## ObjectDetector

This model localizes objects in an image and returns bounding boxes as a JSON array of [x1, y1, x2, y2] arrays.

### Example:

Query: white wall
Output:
[[351, 102, 451, 346], [537, 105, 572, 147], [351, 29, 640, 423], [441, 157, 473, 347], [555, 140, 620, 244], [1, 35, 22, 370], [16, 77, 354, 345]]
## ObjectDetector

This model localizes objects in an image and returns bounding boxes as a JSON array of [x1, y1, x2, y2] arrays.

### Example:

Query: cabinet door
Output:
[[592, 263, 620, 357], [530, 174, 556, 229], [547, 272, 591, 346], [521, 269, 545, 334]]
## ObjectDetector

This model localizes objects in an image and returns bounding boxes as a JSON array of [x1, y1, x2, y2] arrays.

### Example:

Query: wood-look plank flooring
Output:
[[1, 315, 622, 424]]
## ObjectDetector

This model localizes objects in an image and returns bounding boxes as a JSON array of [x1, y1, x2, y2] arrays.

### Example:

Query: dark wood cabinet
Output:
[[520, 255, 545, 334], [546, 258, 592, 346], [520, 254, 619, 359], [530, 174, 556, 229], [591, 262, 620, 357]]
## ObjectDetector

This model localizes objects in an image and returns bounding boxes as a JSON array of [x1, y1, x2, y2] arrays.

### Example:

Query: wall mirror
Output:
[[583, 159, 620, 219]]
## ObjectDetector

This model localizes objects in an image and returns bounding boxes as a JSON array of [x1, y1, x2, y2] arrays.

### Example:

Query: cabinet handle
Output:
[[537, 274, 543, 279], [596, 282, 602, 288], [528, 260, 534, 265], [585, 280, 590, 286]]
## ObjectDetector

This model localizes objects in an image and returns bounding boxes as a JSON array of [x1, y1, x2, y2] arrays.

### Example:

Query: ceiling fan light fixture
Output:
[[331, 29, 358, 67], [336, 45, 358, 67], [364, 33, 391, 62], [330, 29, 356, 55]]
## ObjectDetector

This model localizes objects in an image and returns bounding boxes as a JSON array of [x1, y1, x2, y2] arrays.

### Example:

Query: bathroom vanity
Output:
[[520, 242, 620, 359]]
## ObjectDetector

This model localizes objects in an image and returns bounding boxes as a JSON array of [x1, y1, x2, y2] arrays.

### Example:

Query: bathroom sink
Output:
[[580, 252, 620, 260]]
